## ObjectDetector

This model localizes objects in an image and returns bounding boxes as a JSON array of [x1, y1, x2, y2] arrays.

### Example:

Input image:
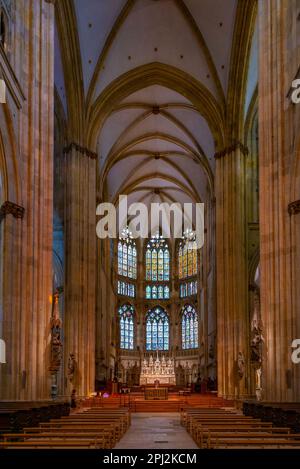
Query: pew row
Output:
[[181, 407, 300, 449], [0, 407, 130, 449]]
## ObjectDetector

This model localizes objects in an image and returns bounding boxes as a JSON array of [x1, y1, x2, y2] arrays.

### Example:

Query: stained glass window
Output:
[[117, 280, 135, 298], [180, 281, 197, 298], [119, 304, 134, 350], [178, 233, 197, 280], [146, 306, 169, 351], [182, 304, 198, 350], [145, 285, 170, 299], [118, 229, 137, 279], [163, 285, 170, 299], [146, 285, 151, 299], [145, 235, 169, 281]]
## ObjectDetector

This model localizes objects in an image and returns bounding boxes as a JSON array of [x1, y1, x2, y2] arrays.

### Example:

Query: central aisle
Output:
[[115, 412, 198, 449]]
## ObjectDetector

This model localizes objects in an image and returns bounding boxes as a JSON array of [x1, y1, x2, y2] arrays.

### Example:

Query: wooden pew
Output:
[[0, 440, 102, 449], [38, 422, 120, 444], [208, 436, 300, 449], [0, 405, 131, 449], [182, 406, 300, 449], [0, 432, 109, 448], [197, 427, 291, 448], [0, 401, 70, 433]]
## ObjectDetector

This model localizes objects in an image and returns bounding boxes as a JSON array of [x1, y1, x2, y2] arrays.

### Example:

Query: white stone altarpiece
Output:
[[140, 353, 176, 385]]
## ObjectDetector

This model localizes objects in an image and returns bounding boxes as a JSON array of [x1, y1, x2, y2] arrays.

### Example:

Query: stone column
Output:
[[258, 0, 300, 401], [64, 143, 96, 397], [0, 0, 55, 400], [215, 142, 249, 399]]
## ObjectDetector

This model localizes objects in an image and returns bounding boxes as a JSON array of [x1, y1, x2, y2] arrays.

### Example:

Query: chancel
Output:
[[0, 0, 300, 452]]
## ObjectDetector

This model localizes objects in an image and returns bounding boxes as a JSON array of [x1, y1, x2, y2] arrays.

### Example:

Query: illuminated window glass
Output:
[[146, 285, 151, 299], [145, 235, 169, 282], [182, 304, 198, 350], [117, 280, 135, 298], [163, 285, 170, 299], [178, 233, 197, 280], [146, 306, 169, 351], [146, 249, 151, 280], [145, 285, 170, 299], [180, 280, 197, 298], [117, 229, 137, 279], [119, 304, 134, 350]]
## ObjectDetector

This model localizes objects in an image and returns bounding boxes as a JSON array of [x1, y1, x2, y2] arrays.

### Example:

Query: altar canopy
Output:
[[140, 354, 176, 385]]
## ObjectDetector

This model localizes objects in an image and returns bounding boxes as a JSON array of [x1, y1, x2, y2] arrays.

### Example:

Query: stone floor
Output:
[[115, 412, 198, 449]]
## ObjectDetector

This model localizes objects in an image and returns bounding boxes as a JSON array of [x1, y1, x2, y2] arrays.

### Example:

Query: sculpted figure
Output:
[[68, 353, 76, 382], [237, 352, 245, 379]]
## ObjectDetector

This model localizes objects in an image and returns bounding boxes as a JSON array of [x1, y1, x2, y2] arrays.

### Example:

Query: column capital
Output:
[[0, 201, 25, 221], [63, 142, 97, 160], [288, 200, 300, 215], [214, 140, 249, 159]]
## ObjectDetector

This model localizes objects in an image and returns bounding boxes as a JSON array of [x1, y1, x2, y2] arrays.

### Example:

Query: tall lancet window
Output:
[[118, 228, 137, 279], [181, 304, 198, 350], [145, 234, 169, 281], [116, 228, 136, 298], [119, 304, 134, 350], [146, 306, 169, 351], [178, 231, 198, 298], [145, 234, 170, 299]]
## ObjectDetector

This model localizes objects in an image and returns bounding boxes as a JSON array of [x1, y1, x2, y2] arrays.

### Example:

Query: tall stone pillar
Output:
[[216, 142, 249, 399], [0, 0, 55, 400], [258, 0, 300, 401], [64, 143, 96, 396]]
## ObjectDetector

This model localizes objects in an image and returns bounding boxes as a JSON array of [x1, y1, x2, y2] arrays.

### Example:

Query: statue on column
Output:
[[255, 368, 262, 400], [237, 352, 245, 379], [68, 353, 76, 383], [49, 291, 63, 373], [250, 288, 264, 364]]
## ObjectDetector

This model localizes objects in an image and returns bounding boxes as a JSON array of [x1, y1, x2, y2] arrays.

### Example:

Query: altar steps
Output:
[[131, 399, 185, 412], [129, 394, 233, 413], [81, 394, 233, 412]]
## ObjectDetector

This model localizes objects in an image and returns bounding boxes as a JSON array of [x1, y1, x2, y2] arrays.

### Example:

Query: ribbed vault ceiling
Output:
[[55, 0, 257, 219]]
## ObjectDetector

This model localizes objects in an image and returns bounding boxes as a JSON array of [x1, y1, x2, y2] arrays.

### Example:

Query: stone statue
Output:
[[51, 331, 62, 367], [250, 288, 264, 364], [237, 352, 245, 379], [49, 291, 63, 373], [68, 353, 76, 382], [255, 368, 262, 400]]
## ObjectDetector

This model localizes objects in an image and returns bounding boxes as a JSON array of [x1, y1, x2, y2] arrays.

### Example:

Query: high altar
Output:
[[140, 354, 176, 385]]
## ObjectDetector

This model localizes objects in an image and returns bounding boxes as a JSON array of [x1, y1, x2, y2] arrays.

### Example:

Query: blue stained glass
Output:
[[146, 285, 151, 299], [117, 232, 137, 279], [146, 306, 169, 351], [119, 304, 134, 350], [180, 280, 197, 298], [117, 280, 135, 298], [181, 304, 198, 350]]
